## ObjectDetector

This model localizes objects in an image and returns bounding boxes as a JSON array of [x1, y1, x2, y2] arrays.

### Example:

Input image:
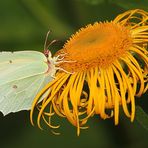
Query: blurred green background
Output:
[[0, 0, 148, 148]]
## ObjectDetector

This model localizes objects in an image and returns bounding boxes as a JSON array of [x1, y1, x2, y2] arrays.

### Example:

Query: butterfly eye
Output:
[[44, 49, 51, 58]]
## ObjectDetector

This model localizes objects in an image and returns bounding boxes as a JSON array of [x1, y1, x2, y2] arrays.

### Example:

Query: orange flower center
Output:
[[58, 22, 133, 72]]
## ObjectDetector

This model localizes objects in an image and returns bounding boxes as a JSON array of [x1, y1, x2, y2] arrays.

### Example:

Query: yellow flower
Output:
[[30, 9, 148, 135]]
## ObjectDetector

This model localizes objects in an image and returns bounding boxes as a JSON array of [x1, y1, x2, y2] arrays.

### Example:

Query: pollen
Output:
[[59, 22, 133, 72]]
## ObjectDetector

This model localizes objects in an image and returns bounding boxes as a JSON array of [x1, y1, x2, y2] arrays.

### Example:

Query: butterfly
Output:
[[0, 31, 62, 115]]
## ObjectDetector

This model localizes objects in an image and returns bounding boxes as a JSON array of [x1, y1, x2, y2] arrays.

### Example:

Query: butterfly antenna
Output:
[[44, 30, 51, 52], [47, 39, 58, 49]]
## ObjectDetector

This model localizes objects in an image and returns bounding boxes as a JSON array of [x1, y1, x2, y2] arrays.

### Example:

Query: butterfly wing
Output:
[[0, 51, 53, 115]]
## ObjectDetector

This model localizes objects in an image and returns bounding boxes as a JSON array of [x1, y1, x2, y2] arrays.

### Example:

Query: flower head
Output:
[[30, 9, 148, 135]]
